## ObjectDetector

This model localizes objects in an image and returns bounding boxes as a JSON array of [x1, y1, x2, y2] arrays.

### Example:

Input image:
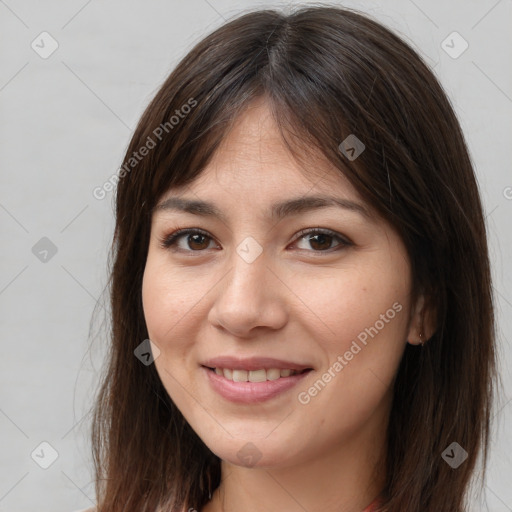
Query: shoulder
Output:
[[71, 508, 96, 512]]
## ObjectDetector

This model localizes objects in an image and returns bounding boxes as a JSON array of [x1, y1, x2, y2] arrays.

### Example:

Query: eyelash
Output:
[[158, 227, 352, 255]]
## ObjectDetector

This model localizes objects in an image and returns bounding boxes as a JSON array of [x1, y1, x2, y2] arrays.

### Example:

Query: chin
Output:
[[202, 434, 301, 469]]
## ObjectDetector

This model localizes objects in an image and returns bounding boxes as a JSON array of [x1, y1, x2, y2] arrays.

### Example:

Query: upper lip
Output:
[[201, 356, 313, 372]]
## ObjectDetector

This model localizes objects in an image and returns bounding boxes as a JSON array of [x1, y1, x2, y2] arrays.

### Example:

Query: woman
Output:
[[87, 5, 497, 512]]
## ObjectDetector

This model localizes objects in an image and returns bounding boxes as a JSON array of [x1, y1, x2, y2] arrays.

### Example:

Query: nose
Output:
[[207, 246, 288, 338]]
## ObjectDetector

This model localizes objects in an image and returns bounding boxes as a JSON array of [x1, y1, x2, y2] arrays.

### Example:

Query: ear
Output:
[[406, 292, 437, 346]]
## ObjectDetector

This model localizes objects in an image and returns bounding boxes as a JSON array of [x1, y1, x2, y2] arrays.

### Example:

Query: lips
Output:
[[201, 356, 314, 403], [203, 366, 312, 403]]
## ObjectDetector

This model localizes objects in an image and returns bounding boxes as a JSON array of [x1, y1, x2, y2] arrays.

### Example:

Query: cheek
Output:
[[141, 264, 193, 364], [142, 262, 172, 342], [291, 265, 409, 441], [141, 255, 203, 343], [292, 261, 410, 351], [142, 258, 201, 401]]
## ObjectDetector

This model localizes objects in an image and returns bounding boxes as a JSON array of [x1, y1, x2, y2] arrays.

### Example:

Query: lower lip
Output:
[[202, 366, 312, 404]]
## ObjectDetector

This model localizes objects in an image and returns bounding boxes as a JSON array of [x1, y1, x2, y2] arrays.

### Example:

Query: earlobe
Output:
[[407, 293, 437, 346]]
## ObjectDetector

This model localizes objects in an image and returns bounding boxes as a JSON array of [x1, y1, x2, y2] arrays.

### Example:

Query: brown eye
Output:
[[160, 229, 216, 252], [186, 233, 210, 250], [305, 233, 335, 251], [293, 228, 351, 252]]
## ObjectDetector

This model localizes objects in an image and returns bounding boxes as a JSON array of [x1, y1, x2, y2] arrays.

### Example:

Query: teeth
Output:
[[248, 369, 267, 382], [212, 367, 302, 382], [232, 369, 248, 382], [266, 368, 281, 380]]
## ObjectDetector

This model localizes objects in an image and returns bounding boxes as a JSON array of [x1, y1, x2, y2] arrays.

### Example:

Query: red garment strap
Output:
[[362, 497, 381, 511]]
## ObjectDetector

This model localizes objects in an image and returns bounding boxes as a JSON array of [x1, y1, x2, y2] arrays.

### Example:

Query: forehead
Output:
[[168, 98, 363, 202]]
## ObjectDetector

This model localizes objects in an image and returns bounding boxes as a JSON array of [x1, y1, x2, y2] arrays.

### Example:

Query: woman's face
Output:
[[142, 99, 423, 468]]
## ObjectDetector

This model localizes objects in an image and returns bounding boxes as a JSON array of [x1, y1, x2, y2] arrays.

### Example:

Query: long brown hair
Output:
[[90, 5, 497, 511]]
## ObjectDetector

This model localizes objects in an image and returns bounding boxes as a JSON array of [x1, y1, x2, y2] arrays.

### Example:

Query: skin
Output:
[[142, 98, 433, 512]]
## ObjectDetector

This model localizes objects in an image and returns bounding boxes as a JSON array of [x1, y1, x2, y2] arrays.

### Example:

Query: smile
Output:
[[209, 367, 308, 382]]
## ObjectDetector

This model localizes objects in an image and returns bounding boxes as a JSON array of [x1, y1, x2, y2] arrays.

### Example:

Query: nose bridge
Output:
[[209, 237, 287, 335], [224, 237, 269, 301]]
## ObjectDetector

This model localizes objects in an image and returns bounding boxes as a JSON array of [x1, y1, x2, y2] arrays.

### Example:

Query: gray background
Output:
[[0, 1, 511, 511]]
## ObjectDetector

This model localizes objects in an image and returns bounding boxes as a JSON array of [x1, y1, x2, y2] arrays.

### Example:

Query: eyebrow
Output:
[[153, 195, 372, 222]]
